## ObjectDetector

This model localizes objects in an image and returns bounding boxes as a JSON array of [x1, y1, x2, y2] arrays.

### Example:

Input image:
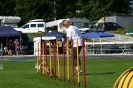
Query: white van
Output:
[[16, 19, 47, 33]]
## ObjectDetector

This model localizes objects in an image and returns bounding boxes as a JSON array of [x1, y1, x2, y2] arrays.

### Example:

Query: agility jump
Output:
[[35, 38, 86, 88]]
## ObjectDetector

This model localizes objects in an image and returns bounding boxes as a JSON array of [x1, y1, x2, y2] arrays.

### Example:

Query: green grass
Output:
[[0, 59, 133, 88]]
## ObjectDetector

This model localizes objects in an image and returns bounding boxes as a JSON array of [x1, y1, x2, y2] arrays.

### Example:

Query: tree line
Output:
[[0, 0, 133, 27]]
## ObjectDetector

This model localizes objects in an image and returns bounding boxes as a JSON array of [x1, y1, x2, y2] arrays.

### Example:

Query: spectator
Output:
[[4, 46, 8, 55], [58, 39, 63, 54], [14, 39, 20, 55], [8, 39, 13, 55], [12, 40, 15, 55]]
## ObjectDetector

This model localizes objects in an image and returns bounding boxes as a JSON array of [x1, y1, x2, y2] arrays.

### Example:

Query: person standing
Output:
[[4, 46, 8, 55], [61, 20, 83, 75], [8, 39, 13, 55], [14, 39, 20, 55], [12, 40, 15, 55]]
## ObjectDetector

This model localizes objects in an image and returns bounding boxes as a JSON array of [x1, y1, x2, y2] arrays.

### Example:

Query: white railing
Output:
[[84, 48, 133, 54]]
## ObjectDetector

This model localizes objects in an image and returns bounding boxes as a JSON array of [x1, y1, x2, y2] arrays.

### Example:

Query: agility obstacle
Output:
[[35, 38, 86, 88], [113, 67, 133, 88]]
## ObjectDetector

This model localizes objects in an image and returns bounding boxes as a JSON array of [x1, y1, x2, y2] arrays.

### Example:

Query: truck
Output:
[[0, 16, 21, 29], [15, 18, 89, 33]]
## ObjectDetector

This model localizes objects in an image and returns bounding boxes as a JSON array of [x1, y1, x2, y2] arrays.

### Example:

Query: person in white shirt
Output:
[[61, 20, 83, 75]]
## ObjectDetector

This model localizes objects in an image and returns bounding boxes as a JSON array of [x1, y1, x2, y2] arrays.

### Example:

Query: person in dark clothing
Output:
[[12, 41, 15, 55], [8, 39, 13, 55]]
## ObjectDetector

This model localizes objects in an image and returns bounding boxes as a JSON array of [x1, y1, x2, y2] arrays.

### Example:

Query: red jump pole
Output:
[[53, 40, 56, 79], [45, 41, 48, 77], [62, 40, 65, 81], [42, 41, 45, 76], [72, 40, 75, 85], [82, 39, 86, 88], [43, 41, 46, 77]]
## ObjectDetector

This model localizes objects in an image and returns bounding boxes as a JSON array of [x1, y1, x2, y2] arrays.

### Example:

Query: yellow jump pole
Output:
[[67, 39, 70, 82], [42, 41, 45, 76], [37, 42, 39, 74], [56, 39, 61, 80], [49, 40, 52, 78], [40, 42, 42, 76], [76, 39, 80, 87]]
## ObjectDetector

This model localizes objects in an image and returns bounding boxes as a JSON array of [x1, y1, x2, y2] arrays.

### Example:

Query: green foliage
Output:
[[14, 0, 54, 26], [0, 0, 15, 15], [0, 0, 132, 24], [130, 21, 133, 29]]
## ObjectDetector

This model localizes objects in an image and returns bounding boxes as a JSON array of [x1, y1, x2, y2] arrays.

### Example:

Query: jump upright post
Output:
[[67, 39, 70, 82], [76, 39, 80, 87], [56, 39, 61, 80], [82, 39, 87, 88]]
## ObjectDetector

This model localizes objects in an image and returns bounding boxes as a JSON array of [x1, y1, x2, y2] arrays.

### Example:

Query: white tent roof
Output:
[[41, 36, 56, 40]]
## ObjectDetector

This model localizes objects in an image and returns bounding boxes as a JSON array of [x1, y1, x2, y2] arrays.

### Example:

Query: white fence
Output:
[[84, 42, 133, 54]]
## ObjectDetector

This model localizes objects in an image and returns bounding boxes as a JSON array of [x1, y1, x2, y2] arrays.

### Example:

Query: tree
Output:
[[54, 0, 78, 19], [14, 0, 54, 26], [78, 0, 133, 21], [0, 0, 132, 25], [0, 0, 16, 15]]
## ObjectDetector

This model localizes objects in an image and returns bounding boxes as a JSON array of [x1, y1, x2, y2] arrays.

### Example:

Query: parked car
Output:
[[105, 45, 123, 54], [78, 25, 97, 33], [90, 21, 99, 27], [78, 27, 89, 32], [96, 22, 124, 32]]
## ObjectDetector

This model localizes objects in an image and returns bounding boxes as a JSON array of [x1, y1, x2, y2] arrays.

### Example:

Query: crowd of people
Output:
[[4, 39, 20, 55]]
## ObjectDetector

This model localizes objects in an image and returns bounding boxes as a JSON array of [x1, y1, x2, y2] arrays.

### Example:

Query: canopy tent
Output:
[[126, 29, 133, 35], [0, 26, 28, 55], [34, 30, 66, 55], [34, 30, 66, 51], [82, 32, 114, 38], [0, 26, 22, 37], [41, 30, 66, 40], [82, 32, 115, 54]]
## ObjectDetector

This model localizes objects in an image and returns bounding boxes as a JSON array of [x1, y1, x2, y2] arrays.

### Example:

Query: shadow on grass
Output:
[[86, 72, 116, 75]]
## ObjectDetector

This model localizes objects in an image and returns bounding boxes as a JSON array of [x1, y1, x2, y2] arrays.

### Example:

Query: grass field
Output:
[[0, 58, 133, 88]]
